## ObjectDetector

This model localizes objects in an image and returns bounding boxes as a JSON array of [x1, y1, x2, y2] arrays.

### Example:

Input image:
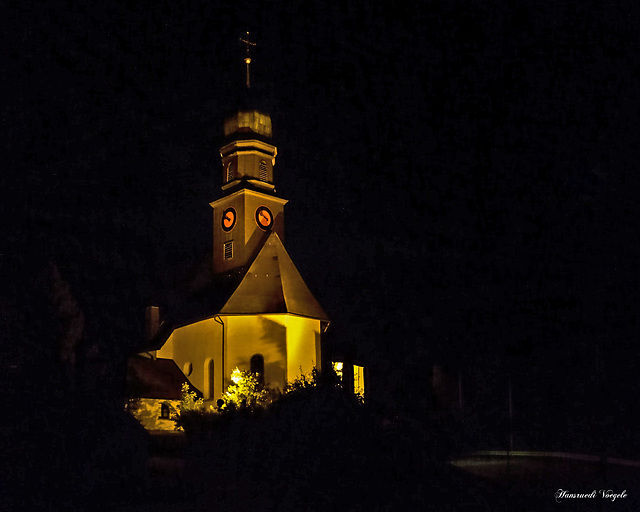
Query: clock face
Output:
[[221, 207, 236, 231], [255, 206, 273, 230]]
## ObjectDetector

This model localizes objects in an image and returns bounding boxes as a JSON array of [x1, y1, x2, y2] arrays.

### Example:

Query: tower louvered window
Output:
[[224, 241, 233, 259], [259, 160, 268, 181], [226, 162, 234, 182]]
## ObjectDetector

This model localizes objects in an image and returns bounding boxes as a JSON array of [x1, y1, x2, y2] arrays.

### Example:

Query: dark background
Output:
[[3, 1, 640, 453]]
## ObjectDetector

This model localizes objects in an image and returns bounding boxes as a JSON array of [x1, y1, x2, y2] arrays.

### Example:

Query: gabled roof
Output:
[[219, 233, 329, 321]]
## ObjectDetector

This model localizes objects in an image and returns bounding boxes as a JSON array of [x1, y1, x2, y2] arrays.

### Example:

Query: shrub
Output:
[[223, 367, 270, 410]]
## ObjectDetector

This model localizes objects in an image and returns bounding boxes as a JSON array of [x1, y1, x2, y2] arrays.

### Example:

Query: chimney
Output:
[[144, 306, 161, 341]]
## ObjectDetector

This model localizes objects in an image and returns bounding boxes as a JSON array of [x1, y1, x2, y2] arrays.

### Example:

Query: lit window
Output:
[[332, 361, 343, 381], [224, 241, 233, 259], [354, 365, 365, 399], [259, 160, 268, 181]]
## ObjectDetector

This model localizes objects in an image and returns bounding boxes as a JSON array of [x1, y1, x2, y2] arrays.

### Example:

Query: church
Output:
[[126, 43, 364, 430]]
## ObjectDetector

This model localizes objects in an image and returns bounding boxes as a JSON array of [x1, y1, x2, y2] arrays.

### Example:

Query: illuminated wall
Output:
[[156, 318, 224, 401], [284, 315, 322, 384], [155, 313, 322, 401], [225, 313, 321, 393], [224, 314, 287, 391]]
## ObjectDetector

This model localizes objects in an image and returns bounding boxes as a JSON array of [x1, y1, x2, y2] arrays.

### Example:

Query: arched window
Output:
[[204, 358, 215, 399], [250, 354, 264, 386]]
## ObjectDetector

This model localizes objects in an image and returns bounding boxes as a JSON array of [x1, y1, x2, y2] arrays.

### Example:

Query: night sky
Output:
[[3, 1, 640, 432]]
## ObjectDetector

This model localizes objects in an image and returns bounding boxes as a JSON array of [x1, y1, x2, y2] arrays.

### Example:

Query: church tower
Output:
[[210, 109, 287, 275]]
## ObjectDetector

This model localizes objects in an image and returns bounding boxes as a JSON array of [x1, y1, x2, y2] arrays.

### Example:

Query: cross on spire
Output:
[[239, 31, 256, 89]]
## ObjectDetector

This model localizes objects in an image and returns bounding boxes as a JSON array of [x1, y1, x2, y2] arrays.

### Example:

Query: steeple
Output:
[[219, 31, 276, 194], [210, 33, 286, 275]]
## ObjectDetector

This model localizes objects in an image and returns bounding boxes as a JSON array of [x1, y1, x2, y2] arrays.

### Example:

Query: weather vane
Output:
[[239, 30, 256, 89]]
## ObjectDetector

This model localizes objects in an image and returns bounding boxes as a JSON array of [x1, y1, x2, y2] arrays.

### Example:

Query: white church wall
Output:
[[224, 314, 288, 392], [284, 315, 322, 383], [157, 318, 223, 400]]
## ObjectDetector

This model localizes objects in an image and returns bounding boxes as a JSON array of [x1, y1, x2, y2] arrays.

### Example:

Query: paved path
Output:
[[449, 451, 640, 510]]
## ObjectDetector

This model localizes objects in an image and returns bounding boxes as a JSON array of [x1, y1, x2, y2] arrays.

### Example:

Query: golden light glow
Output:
[[224, 367, 269, 408], [332, 361, 343, 381], [231, 367, 243, 384], [354, 365, 365, 399]]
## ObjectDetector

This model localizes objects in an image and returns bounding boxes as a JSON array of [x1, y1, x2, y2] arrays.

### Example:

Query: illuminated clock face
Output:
[[255, 206, 273, 230], [221, 207, 236, 231]]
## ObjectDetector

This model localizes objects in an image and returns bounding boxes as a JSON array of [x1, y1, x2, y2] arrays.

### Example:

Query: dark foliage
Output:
[[0, 258, 148, 511], [179, 378, 449, 511]]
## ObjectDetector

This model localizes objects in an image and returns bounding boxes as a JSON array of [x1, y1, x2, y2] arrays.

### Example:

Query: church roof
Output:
[[223, 109, 272, 139], [219, 233, 329, 321], [125, 355, 202, 400], [135, 233, 328, 354]]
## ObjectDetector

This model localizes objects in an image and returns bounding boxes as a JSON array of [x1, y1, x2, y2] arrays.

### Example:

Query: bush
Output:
[[181, 368, 382, 510], [223, 367, 271, 410]]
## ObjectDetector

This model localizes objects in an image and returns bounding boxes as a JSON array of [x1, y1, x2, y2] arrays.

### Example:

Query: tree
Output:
[[179, 382, 204, 413]]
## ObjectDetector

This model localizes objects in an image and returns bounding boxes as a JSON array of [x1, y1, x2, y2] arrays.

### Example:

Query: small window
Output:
[[224, 241, 233, 259], [160, 402, 172, 419], [183, 362, 193, 376], [354, 365, 365, 399], [250, 354, 264, 386], [259, 160, 268, 181]]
